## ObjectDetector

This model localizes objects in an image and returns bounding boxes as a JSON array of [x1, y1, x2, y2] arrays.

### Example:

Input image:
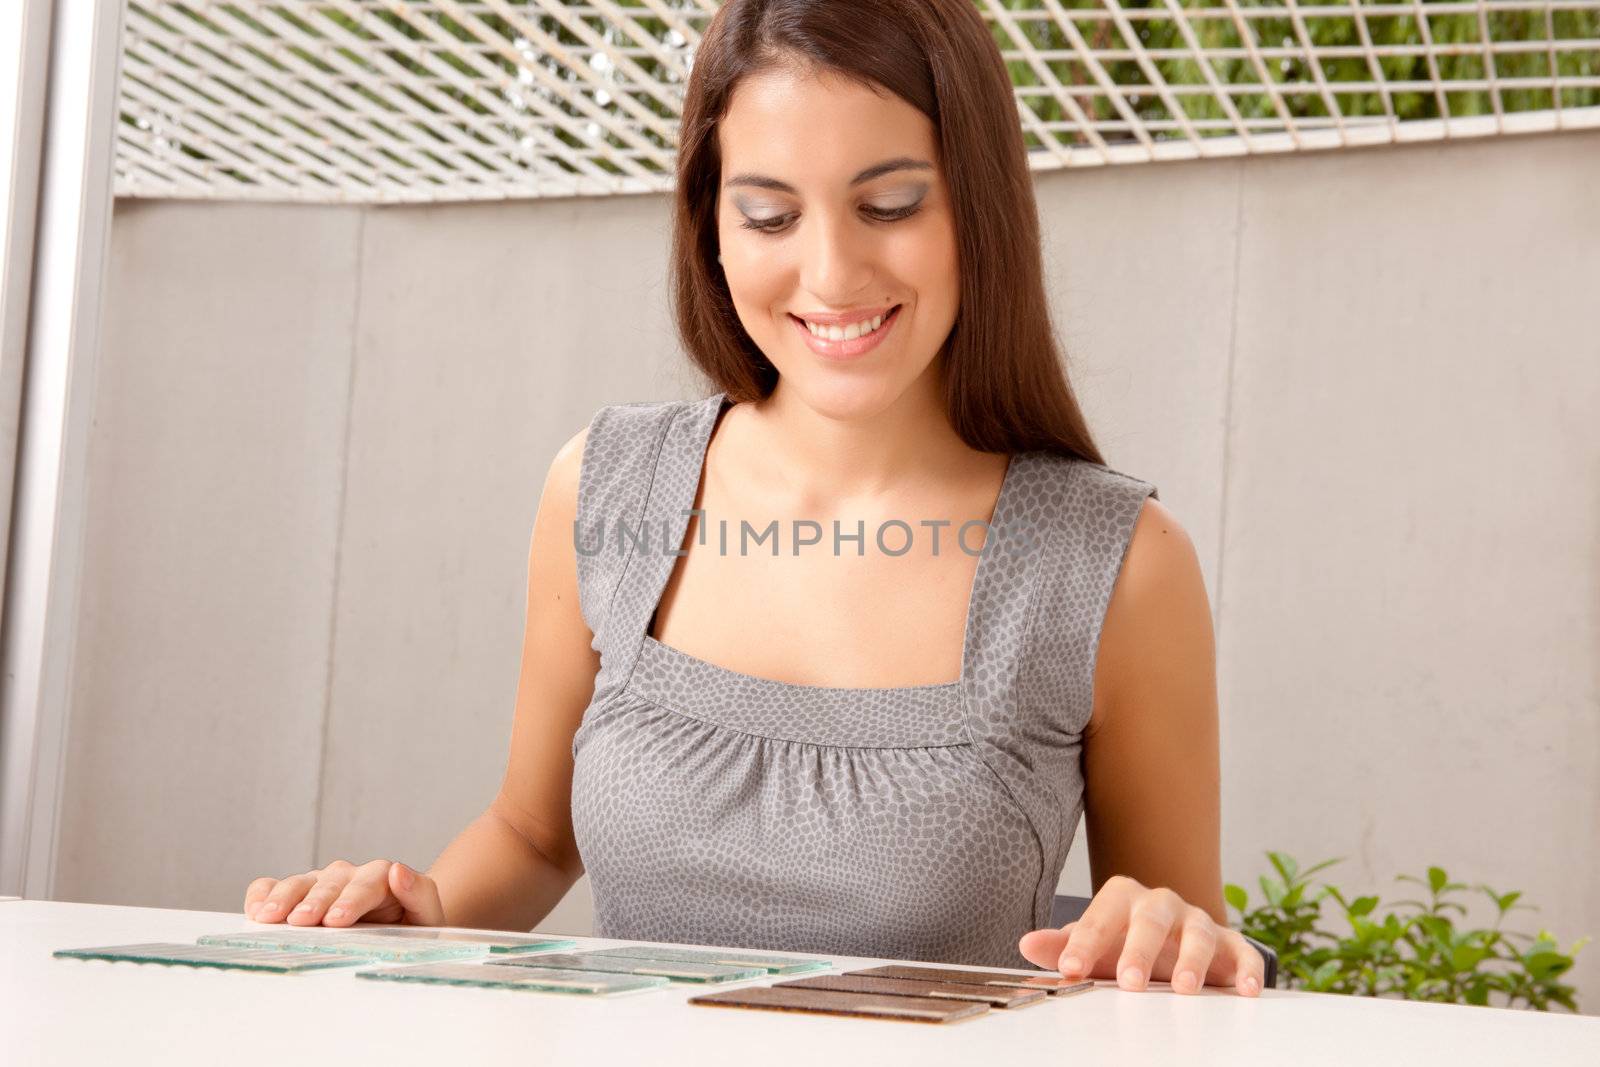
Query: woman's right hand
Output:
[[242, 859, 445, 927]]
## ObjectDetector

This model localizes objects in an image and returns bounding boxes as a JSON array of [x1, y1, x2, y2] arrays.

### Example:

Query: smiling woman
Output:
[[239, 0, 1263, 1000], [670, 0, 1100, 454]]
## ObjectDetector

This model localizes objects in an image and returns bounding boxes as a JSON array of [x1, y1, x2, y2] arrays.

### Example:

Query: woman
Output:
[[242, 0, 1263, 998]]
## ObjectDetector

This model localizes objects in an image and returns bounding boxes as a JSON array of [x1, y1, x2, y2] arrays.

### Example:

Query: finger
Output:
[[243, 878, 277, 919], [253, 872, 317, 923], [1060, 876, 1141, 979], [287, 860, 357, 925], [1214, 931, 1265, 997], [1017, 922, 1074, 971], [1114, 886, 1184, 991], [388, 861, 446, 926], [1169, 907, 1219, 995], [323, 861, 399, 927]]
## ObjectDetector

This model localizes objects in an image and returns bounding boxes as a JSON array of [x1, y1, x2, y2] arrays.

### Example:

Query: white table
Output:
[[4, 900, 1595, 1065]]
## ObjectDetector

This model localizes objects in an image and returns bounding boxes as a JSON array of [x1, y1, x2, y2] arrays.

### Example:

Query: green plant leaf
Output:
[[1525, 951, 1573, 981], [1225, 884, 1248, 912], [1300, 856, 1345, 880], [1428, 867, 1448, 893]]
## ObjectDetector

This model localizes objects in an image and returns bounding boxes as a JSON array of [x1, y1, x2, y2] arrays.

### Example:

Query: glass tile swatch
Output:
[[53, 942, 370, 973], [587, 945, 831, 975], [198, 928, 488, 963], [357, 961, 669, 996], [498, 951, 765, 983], [328, 926, 577, 955]]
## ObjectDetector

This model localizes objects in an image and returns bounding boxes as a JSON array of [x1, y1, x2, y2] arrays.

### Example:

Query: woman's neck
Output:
[[732, 375, 979, 511]]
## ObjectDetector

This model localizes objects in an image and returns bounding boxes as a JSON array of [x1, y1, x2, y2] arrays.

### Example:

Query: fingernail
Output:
[[1175, 970, 1198, 993], [1061, 956, 1083, 976], [328, 906, 344, 919], [1245, 976, 1261, 995], [291, 902, 311, 915], [1121, 967, 1144, 989], [258, 901, 278, 914], [396, 863, 415, 890]]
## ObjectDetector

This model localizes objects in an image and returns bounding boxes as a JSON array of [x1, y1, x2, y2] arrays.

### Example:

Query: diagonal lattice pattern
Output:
[[113, 0, 1600, 202]]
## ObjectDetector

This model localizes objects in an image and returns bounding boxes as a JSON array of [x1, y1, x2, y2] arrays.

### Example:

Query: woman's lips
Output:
[[789, 305, 902, 362]]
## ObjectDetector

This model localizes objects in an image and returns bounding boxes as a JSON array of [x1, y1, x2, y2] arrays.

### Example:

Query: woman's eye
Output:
[[737, 203, 923, 236], [740, 214, 794, 233], [864, 203, 923, 222]]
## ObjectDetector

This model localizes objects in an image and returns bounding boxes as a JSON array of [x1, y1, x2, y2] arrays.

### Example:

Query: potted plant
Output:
[[1226, 852, 1589, 1011]]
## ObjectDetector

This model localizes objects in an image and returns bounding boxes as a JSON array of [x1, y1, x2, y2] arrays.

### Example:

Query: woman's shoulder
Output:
[[568, 393, 713, 467], [585, 394, 703, 442], [1027, 451, 1199, 639], [564, 393, 720, 513], [587, 392, 725, 448], [1012, 450, 1160, 543], [1026, 448, 1159, 500]]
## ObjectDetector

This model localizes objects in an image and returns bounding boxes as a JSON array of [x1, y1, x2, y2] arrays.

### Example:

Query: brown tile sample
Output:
[[688, 985, 990, 1023], [846, 964, 1094, 996], [776, 973, 1046, 1008]]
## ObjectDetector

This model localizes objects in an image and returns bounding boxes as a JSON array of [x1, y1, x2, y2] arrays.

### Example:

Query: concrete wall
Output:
[[54, 127, 1600, 1007]]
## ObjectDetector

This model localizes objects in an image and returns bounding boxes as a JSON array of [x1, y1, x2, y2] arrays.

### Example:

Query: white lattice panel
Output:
[[112, 0, 1600, 202]]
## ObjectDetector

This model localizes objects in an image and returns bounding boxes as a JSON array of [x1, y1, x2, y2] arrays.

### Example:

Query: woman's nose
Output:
[[798, 211, 875, 303]]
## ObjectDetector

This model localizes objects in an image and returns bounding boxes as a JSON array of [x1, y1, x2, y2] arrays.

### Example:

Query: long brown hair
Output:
[[669, 0, 1104, 464]]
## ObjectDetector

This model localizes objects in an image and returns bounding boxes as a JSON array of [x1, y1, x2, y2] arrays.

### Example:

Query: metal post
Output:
[[0, 0, 126, 900]]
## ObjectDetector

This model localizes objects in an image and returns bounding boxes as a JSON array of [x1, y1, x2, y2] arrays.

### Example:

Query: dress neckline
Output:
[[638, 392, 1023, 694]]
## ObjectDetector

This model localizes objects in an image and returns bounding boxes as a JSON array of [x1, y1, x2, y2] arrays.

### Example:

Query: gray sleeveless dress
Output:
[[568, 392, 1158, 968]]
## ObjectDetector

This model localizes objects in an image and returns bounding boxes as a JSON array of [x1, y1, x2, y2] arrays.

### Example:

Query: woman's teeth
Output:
[[802, 310, 890, 342]]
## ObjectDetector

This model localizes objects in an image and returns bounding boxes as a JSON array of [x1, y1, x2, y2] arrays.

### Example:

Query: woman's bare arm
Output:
[[1081, 497, 1226, 924], [426, 423, 601, 931]]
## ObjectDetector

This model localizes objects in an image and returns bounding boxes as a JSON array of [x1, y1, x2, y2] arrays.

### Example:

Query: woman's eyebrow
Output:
[[723, 156, 933, 193]]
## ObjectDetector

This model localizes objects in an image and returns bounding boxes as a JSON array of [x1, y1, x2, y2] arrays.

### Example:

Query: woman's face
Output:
[[716, 62, 960, 417]]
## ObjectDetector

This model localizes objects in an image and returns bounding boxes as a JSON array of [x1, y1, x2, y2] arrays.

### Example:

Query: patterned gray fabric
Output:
[[569, 391, 1158, 967]]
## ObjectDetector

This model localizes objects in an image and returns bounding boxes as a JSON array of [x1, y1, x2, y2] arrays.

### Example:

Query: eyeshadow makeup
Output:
[[198, 929, 489, 963], [330, 926, 577, 954], [498, 952, 767, 983], [775, 973, 1046, 1008], [846, 964, 1095, 996], [53, 942, 371, 973], [356, 962, 669, 996], [587, 945, 832, 975], [689, 985, 989, 1023]]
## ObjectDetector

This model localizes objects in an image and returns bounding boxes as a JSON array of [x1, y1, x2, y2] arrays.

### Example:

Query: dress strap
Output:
[[960, 453, 1159, 929], [574, 393, 726, 707]]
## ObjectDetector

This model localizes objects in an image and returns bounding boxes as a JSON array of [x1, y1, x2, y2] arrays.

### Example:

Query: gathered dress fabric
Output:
[[568, 392, 1158, 968]]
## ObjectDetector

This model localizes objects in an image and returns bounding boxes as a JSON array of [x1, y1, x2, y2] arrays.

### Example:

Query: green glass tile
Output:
[[53, 942, 370, 973], [357, 961, 668, 995], [498, 951, 766, 983], [198, 929, 488, 963], [334, 926, 577, 954], [589, 945, 831, 975]]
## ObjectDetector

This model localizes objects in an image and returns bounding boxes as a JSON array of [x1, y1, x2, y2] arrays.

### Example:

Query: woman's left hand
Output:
[[1017, 875, 1264, 996]]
